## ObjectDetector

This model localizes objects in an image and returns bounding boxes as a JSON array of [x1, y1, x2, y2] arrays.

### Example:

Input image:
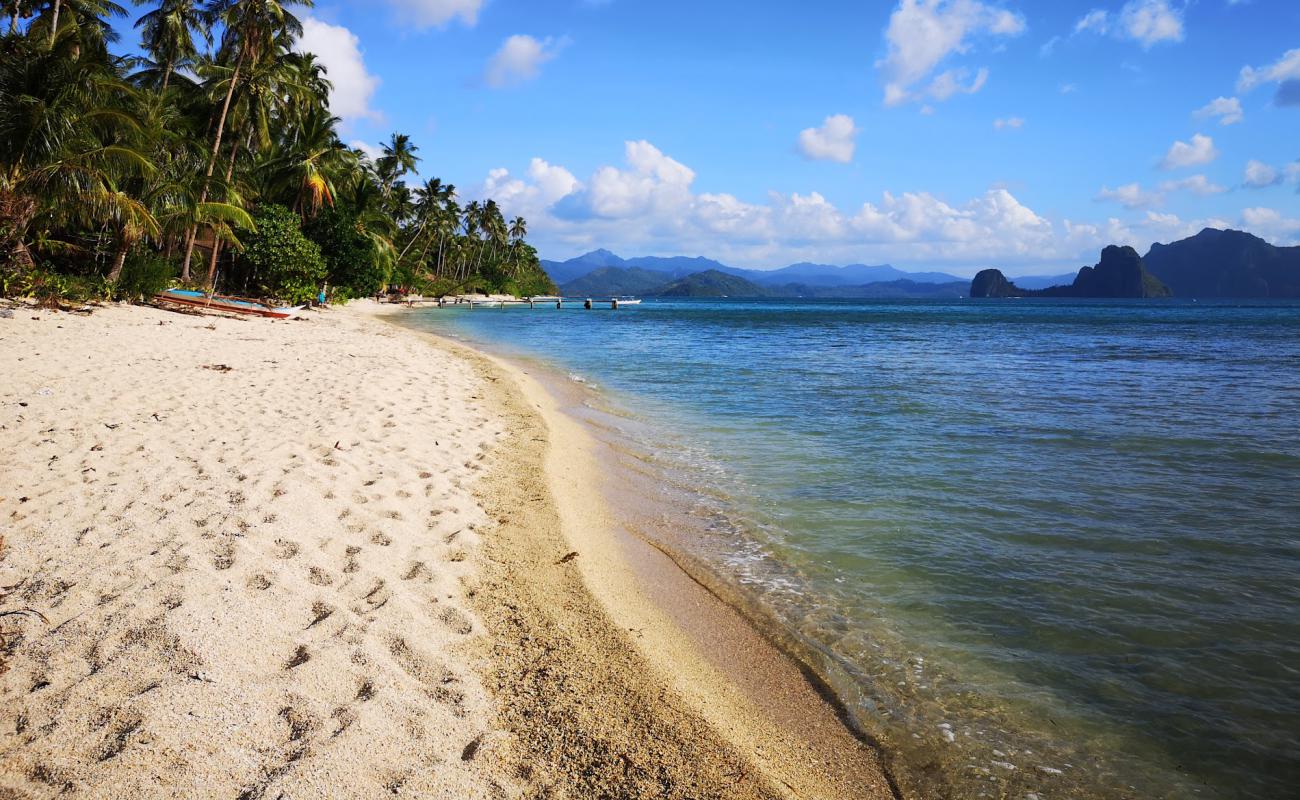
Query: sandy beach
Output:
[[0, 301, 895, 799]]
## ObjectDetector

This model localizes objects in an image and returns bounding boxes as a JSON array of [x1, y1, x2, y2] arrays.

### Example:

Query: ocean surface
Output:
[[399, 298, 1300, 799]]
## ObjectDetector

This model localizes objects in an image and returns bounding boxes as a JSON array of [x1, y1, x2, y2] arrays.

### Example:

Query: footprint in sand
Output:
[[307, 566, 334, 586], [438, 606, 473, 635], [247, 574, 272, 591], [273, 539, 300, 559]]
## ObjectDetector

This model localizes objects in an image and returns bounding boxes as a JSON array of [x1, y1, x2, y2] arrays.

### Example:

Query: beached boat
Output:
[[155, 289, 305, 319]]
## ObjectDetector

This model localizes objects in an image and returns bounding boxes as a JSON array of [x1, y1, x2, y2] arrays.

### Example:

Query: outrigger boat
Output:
[[155, 289, 306, 319]]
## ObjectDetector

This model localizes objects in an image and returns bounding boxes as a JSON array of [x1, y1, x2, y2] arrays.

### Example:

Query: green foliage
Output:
[[303, 204, 389, 298], [0, 4, 547, 307], [0, 263, 112, 305], [240, 204, 326, 303], [112, 248, 175, 301]]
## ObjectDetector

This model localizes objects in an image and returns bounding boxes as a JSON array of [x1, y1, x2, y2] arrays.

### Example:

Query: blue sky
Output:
[[124, 0, 1300, 274]]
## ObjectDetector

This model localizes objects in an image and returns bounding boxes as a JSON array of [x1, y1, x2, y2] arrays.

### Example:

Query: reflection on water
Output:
[[401, 298, 1300, 799]]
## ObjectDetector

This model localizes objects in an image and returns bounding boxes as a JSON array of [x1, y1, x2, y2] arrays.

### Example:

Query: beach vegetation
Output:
[[0, 0, 556, 304]]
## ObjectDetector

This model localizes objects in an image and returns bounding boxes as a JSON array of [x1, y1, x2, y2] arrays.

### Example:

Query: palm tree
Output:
[[179, 0, 311, 279], [30, 0, 125, 51], [0, 31, 151, 267], [135, 0, 207, 92], [376, 132, 418, 195]]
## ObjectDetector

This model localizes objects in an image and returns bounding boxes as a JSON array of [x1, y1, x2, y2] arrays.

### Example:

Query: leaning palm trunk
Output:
[[107, 242, 129, 283], [204, 141, 241, 289], [181, 47, 246, 280], [48, 0, 60, 46]]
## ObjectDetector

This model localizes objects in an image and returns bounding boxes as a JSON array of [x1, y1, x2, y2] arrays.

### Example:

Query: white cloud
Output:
[[1158, 174, 1226, 196], [1074, 1, 1183, 48], [1098, 174, 1225, 208], [383, 0, 483, 29], [296, 17, 382, 127], [1193, 96, 1243, 125], [1286, 162, 1300, 185], [475, 140, 1300, 270], [877, 0, 1025, 107], [1060, 82, 1078, 94], [1074, 9, 1109, 35], [1243, 160, 1280, 188], [1159, 134, 1219, 170], [1097, 182, 1161, 209], [927, 66, 988, 101], [1118, 0, 1184, 47], [798, 114, 859, 163], [480, 158, 581, 219], [1241, 207, 1300, 242], [348, 140, 383, 162], [993, 116, 1025, 130], [1237, 48, 1300, 93], [484, 35, 564, 88]]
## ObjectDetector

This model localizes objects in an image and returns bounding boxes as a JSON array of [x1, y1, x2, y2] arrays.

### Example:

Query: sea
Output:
[[397, 298, 1300, 800]]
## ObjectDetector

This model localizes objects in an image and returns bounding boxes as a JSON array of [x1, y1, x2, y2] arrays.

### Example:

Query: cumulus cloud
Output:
[[993, 116, 1025, 130], [475, 139, 1114, 267], [1118, 0, 1184, 47], [348, 140, 384, 162], [1237, 48, 1300, 106], [384, 0, 483, 29], [1193, 96, 1243, 125], [1159, 134, 1218, 169], [1241, 207, 1300, 241], [296, 17, 382, 127], [1243, 160, 1280, 188], [1158, 174, 1226, 196], [1096, 182, 1161, 209], [877, 0, 1025, 107], [1237, 48, 1300, 92], [798, 115, 859, 163], [473, 138, 1300, 267], [1098, 174, 1225, 208], [1074, 1, 1183, 48], [484, 35, 564, 88]]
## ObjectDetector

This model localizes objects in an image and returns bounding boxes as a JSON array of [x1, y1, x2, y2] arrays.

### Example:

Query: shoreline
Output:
[[375, 305, 901, 798], [0, 300, 895, 798]]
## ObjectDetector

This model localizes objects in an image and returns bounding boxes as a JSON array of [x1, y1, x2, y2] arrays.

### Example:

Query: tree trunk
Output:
[[179, 226, 196, 281], [107, 242, 128, 283], [204, 141, 241, 289], [48, 0, 60, 46], [180, 47, 245, 279], [161, 58, 173, 93]]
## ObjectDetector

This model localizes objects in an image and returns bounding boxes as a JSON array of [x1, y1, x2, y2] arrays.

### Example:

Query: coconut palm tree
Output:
[[179, 0, 311, 278], [134, 0, 207, 92]]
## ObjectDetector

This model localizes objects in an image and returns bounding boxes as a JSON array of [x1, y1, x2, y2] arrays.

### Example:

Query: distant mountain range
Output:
[[970, 229, 1299, 299], [971, 246, 1171, 298], [543, 251, 1052, 298], [545, 228, 1300, 299]]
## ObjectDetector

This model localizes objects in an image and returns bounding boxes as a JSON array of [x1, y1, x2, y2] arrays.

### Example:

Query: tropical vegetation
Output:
[[0, 0, 556, 305]]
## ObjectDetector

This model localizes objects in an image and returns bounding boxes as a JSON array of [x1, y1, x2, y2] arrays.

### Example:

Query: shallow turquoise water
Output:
[[401, 299, 1300, 799]]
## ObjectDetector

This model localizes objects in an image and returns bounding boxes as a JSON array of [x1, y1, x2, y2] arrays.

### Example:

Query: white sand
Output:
[[0, 303, 506, 797]]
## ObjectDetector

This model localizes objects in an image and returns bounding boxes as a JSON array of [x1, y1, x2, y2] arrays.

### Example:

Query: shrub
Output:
[[112, 249, 175, 301], [241, 204, 327, 304], [303, 205, 390, 298]]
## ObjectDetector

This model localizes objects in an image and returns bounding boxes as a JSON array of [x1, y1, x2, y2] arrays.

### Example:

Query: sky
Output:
[[121, 0, 1300, 275]]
